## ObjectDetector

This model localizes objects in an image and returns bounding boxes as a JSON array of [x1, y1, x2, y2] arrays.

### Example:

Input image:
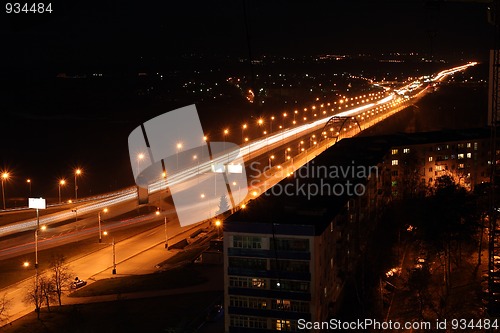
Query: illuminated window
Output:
[[467, 153, 472, 158], [392, 160, 398, 166], [458, 154, 464, 159], [436, 165, 444, 171], [391, 149, 398, 155], [273, 299, 291, 310], [229, 276, 267, 288], [474, 142, 478, 150], [275, 320, 292, 331], [403, 148, 410, 154], [458, 163, 464, 169], [428, 156, 433, 162], [467, 142, 471, 148], [252, 278, 266, 288]]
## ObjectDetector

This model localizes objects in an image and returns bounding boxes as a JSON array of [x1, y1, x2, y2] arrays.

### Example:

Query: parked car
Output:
[[71, 278, 87, 289]]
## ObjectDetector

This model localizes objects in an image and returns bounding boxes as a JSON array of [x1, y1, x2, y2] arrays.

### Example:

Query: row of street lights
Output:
[[223, 92, 385, 145], [0, 168, 83, 209]]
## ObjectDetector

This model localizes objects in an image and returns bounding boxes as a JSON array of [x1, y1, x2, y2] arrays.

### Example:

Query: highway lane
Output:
[[1, 212, 208, 325]]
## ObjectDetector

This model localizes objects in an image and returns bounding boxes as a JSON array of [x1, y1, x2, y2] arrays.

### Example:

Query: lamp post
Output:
[[176, 143, 182, 170], [101, 231, 116, 274], [164, 216, 169, 249], [74, 168, 82, 201], [26, 179, 32, 198], [112, 237, 116, 275], [28, 197, 47, 292], [242, 124, 247, 145], [223, 129, 229, 151], [232, 181, 241, 204], [1, 172, 9, 210], [215, 219, 222, 239], [98, 208, 108, 243], [269, 155, 275, 168], [160, 171, 167, 209], [137, 153, 145, 178], [58, 179, 66, 204]]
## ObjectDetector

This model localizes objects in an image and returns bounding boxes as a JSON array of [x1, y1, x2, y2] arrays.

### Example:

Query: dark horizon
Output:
[[0, 1, 494, 74]]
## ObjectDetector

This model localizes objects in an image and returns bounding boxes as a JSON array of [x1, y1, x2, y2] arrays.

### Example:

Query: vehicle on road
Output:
[[71, 277, 87, 289]]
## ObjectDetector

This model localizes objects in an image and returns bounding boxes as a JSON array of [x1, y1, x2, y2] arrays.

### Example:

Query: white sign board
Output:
[[227, 164, 243, 174], [29, 198, 46, 209], [211, 164, 225, 173]]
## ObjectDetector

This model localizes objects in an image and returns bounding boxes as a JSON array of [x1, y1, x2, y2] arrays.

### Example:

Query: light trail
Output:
[[0, 63, 476, 238]]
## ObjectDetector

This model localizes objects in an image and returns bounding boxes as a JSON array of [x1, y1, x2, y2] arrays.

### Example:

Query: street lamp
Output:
[[164, 216, 169, 249], [26, 179, 32, 197], [137, 153, 145, 175], [232, 181, 241, 205], [34, 223, 47, 291], [112, 237, 116, 274], [74, 168, 82, 201], [58, 179, 66, 204], [215, 219, 222, 239], [269, 155, 275, 168], [98, 208, 108, 243], [223, 129, 229, 150], [1, 172, 9, 210], [242, 124, 247, 144], [35, 224, 47, 269], [176, 143, 182, 169], [101, 231, 116, 274]]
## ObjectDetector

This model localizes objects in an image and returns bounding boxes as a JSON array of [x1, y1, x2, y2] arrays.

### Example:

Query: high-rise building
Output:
[[224, 137, 386, 332]]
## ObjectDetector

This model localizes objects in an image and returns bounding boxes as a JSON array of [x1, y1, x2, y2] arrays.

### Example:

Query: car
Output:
[[71, 278, 87, 289]]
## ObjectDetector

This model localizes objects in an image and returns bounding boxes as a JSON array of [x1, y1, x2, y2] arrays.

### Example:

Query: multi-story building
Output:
[[224, 136, 389, 332], [386, 128, 491, 194], [223, 128, 494, 332]]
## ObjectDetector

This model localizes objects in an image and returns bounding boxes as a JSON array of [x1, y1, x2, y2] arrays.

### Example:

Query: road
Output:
[[0, 62, 477, 326]]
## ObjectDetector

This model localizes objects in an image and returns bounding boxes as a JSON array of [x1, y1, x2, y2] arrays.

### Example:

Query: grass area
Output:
[[69, 264, 208, 297], [2, 291, 222, 333]]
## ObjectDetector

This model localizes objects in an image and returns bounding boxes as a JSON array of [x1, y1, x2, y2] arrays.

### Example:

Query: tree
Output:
[[49, 254, 72, 306], [39, 276, 56, 313], [0, 293, 10, 325], [397, 149, 426, 199], [216, 194, 230, 215], [407, 266, 431, 319], [24, 279, 43, 319]]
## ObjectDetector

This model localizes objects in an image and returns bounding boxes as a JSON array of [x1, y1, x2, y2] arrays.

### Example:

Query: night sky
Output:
[[0, 0, 494, 74]]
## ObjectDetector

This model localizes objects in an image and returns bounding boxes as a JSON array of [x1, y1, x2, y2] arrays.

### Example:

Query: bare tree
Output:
[[39, 276, 56, 313], [24, 279, 43, 319], [0, 293, 10, 325], [49, 254, 72, 306]]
